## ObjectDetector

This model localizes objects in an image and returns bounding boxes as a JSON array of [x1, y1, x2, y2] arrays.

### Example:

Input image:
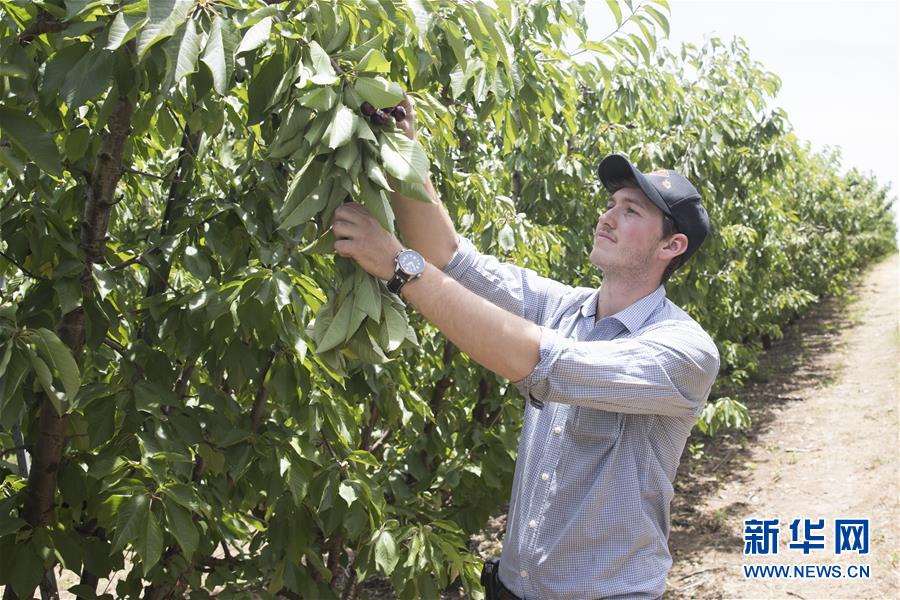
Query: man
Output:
[[331, 97, 720, 599]]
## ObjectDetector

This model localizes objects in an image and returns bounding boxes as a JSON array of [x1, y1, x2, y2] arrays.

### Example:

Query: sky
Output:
[[582, 0, 900, 224]]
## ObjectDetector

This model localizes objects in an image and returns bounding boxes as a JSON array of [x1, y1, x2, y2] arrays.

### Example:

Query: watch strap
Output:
[[386, 273, 406, 294]]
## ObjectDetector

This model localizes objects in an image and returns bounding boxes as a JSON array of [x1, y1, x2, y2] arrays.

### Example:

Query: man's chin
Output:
[[589, 249, 609, 271]]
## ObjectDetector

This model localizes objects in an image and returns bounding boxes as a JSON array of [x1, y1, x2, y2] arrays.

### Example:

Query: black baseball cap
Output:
[[597, 154, 709, 265]]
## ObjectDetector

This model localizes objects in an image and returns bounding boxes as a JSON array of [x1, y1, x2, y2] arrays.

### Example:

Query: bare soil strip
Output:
[[666, 253, 900, 599]]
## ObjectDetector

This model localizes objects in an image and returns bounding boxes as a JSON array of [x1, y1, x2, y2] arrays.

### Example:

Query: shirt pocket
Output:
[[569, 405, 624, 443]]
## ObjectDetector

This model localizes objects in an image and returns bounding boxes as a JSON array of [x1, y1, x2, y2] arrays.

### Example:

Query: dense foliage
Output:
[[0, 0, 895, 598]]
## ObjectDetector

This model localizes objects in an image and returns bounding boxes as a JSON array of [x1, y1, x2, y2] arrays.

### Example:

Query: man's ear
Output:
[[660, 233, 689, 261]]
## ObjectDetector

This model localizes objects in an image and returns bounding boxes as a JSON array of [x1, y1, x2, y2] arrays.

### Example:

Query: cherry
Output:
[[370, 109, 389, 125], [360, 102, 376, 117], [391, 105, 407, 121]]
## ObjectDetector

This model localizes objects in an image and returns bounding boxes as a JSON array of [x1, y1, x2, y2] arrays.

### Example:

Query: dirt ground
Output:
[[665, 253, 900, 599]]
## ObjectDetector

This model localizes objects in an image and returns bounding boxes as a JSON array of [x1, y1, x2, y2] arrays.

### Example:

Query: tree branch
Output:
[[137, 125, 202, 344], [0, 250, 48, 281], [250, 352, 276, 432]]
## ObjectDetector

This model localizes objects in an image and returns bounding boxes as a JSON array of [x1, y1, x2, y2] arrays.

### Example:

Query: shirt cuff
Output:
[[512, 326, 566, 407], [441, 234, 476, 279]]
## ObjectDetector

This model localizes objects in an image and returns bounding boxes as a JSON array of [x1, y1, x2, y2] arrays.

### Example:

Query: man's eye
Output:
[[626, 208, 637, 214]]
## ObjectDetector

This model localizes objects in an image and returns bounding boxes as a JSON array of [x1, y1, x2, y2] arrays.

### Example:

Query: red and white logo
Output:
[[661, 180, 672, 189], [647, 169, 670, 177]]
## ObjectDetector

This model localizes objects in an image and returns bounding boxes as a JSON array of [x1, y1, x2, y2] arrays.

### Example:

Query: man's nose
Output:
[[598, 209, 615, 228]]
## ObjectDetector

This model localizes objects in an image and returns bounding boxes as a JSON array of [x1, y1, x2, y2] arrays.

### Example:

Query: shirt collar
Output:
[[579, 285, 667, 333]]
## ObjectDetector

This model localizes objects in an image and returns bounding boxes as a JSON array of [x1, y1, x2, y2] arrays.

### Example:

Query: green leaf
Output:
[[360, 178, 395, 233], [182, 245, 211, 281], [287, 459, 313, 506], [30, 353, 64, 414], [316, 299, 353, 353], [379, 130, 429, 184], [106, 11, 146, 50], [269, 104, 313, 158], [248, 53, 284, 125], [64, 0, 104, 21], [443, 21, 467, 70], [644, 6, 670, 37], [629, 32, 651, 63], [171, 17, 201, 84], [111, 494, 149, 553], [1, 346, 29, 415], [357, 49, 391, 74], [334, 139, 359, 170], [64, 127, 91, 162], [163, 495, 198, 558], [298, 86, 337, 111], [0, 342, 12, 379], [138, 506, 163, 576], [62, 49, 115, 107], [474, 2, 512, 68], [498, 223, 515, 251], [394, 176, 432, 203], [0, 64, 27, 79], [338, 480, 357, 506], [278, 178, 333, 231], [348, 450, 380, 468], [6, 539, 44, 598], [0, 146, 24, 178], [54, 277, 82, 315], [137, 0, 195, 59], [0, 107, 63, 176], [373, 529, 399, 575], [607, 0, 623, 27], [381, 303, 408, 352], [337, 31, 384, 62], [307, 40, 337, 85], [237, 16, 272, 54], [325, 105, 356, 149], [200, 15, 239, 95], [356, 274, 382, 323], [354, 76, 404, 109], [364, 155, 393, 191], [33, 328, 80, 403]]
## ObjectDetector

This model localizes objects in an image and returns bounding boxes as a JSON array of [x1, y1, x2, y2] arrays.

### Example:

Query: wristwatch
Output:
[[386, 249, 426, 294]]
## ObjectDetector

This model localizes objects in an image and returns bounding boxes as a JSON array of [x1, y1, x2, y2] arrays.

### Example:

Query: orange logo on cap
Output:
[[661, 180, 672, 189]]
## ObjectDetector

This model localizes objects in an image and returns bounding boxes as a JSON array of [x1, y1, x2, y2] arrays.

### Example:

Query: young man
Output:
[[331, 99, 720, 599]]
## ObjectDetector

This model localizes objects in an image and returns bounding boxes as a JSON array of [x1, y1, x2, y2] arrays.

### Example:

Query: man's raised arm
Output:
[[388, 96, 459, 270]]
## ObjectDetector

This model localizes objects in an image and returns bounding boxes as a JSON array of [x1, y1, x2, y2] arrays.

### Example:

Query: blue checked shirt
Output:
[[442, 236, 720, 599]]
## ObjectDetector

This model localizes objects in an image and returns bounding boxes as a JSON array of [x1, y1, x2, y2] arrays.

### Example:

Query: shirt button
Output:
[[541, 473, 550, 481], [553, 426, 562, 435], [520, 570, 529, 578], [528, 519, 537, 529]]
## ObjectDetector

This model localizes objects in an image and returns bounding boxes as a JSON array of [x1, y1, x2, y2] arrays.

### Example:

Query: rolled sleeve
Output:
[[441, 234, 572, 326], [514, 323, 720, 418]]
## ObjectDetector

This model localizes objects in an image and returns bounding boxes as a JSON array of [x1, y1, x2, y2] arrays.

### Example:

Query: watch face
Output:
[[397, 250, 425, 276]]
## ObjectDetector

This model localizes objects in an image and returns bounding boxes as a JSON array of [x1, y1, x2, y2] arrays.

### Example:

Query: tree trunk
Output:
[[23, 95, 133, 533]]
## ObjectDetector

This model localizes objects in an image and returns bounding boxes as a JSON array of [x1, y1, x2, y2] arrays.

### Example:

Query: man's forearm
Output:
[[398, 262, 541, 382], [390, 177, 459, 270]]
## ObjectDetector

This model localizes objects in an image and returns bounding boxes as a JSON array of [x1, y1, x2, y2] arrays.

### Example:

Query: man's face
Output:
[[590, 186, 669, 278]]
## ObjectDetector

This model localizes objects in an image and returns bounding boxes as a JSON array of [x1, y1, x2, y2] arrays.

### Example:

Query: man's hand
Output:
[[332, 202, 405, 281]]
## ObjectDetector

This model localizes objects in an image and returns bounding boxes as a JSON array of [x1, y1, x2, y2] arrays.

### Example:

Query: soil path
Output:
[[666, 253, 899, 599]]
